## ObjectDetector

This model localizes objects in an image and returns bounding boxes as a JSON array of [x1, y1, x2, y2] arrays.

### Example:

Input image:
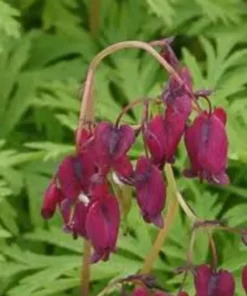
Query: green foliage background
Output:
[[0, 0, 247, 295]]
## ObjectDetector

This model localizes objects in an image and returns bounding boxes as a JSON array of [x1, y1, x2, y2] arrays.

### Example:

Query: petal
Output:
[[198, 113, 228, 177], [213, 107, 227, 126], [57, 156, 82, 200], [73, 203, 88, 237], [215, 270, 235, 296], [194, 264, 212, 296], [41, 183, 63, 219], [86, 200, 110, 251], [113, 155, 134, 185], [114, 124, 135, 159], [144, 115, 166, 166], [85, 195, 120, 261], [135, 157, 166, 225]]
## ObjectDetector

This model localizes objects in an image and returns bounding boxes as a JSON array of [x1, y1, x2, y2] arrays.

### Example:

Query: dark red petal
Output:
[[114, 124, 135, 160], [194, 264, 212, 296], [86, 200, 110, 252], [57, 156, 82, 200], [41, 183, 63, 219], [198, 113, 228, 177], [85, 195, 120, 262], [94, 122, 135, 173], [72, 202, 88, 237], [213, 108, 227, 126], [113, 155, 134, 185], [215, 269, 235, 296], [76, 127, 94, 153], [135, 157, 166, 227], [242, 265, 247, 293], [144, 115, 166, 166]]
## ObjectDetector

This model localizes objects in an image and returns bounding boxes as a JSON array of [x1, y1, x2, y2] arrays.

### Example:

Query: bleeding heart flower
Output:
[[85, 194, 120, 263], [184, 108, 229, 185], [242, 265, 247, 293], [135, 157, 166, 228], [94, 122, 135, 173], [41, 182, 63, 219], [194, 264, 235, 296]]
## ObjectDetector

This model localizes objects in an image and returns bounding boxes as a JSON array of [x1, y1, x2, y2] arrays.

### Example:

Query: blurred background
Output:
[[1, 0, 247, 295]]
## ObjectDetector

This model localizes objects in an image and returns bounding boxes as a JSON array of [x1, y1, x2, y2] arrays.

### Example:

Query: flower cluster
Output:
[[41, 41, 229, 263], [39, 39, 239, 295]]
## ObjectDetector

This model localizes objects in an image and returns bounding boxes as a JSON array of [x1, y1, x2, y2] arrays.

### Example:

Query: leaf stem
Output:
[[81, 240, 91, 296]]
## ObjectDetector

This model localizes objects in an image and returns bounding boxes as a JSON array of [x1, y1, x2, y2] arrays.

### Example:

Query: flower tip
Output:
[[151, 215, 164, 228], [41, 208, 54, 219]]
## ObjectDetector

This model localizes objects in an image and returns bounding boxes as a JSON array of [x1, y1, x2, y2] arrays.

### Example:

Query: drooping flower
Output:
[[94, 122, 135, 173], [135, 157, 166, 228], [41, 182, 63, 219], [85, 194, 120, 263], [194, 264, 235, 296], [184, 108, 229, 185], [242, 265, 247, 293], [144, 67, 193, 167]]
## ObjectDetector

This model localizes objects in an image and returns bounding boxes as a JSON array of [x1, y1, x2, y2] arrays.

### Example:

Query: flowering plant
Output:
[[41, 38, 247, 296]]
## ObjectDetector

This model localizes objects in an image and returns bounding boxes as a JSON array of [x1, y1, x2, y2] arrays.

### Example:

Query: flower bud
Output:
[[135, 157, 166, 228], [194, 264, 235, 296], [41, 182, 63, 219], [184, 108, 229, 185], [85, 194, 120, 263], [94, 122, 135, 173]]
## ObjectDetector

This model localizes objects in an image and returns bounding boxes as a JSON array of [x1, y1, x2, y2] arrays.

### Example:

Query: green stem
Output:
[[81, 240, 91, 296]]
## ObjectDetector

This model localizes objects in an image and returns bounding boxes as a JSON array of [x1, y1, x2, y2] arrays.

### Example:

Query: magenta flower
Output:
[[242, 265, 247, 293], [94, 122, 135, 173], [144, 67, 193, 167], [85, 194, 120, 263], [184, 108, 229, 184], [194, 264, 235, 296], [135, 157, 166, 228], [41, 182, 63, 219]]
